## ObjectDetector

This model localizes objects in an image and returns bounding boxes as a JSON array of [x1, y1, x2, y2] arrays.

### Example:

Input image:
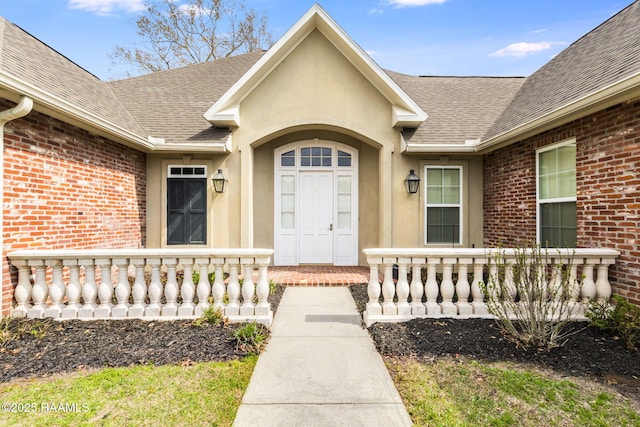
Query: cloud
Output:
[[365, 50, 379, 57], [530, 28, 548, 34], [369, 8, 384, 14], [490, 41, 564, 58], [68, 0, 145, 14], [386, 0, 447, 7]]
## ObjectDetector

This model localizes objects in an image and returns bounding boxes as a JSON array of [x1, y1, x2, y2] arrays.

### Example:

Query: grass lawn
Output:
[[0, 356, 256, 427], [388, 357, 640, 427]]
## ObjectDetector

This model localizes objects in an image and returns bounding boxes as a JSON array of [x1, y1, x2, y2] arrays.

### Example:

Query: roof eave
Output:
[[204, 4, 427, 129], [0, 71, 155, 152], [477, 71, 640, 153]]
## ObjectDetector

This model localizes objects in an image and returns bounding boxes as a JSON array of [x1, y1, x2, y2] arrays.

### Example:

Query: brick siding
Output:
[[484, 98, 640, 304], [2, 100, 146, 314]]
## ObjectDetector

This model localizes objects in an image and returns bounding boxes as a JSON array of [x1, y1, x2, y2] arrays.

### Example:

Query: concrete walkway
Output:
[[233, 287, 412, 427]]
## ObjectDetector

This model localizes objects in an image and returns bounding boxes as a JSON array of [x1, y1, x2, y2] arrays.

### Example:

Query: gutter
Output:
[[0, 72, 155, 152], [0, 95, 33, 317], [476, 71, 640, 152]]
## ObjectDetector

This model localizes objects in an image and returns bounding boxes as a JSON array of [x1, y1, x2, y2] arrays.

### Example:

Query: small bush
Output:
[[233, 322, 268, 355], [193, 303, 225, 328], [586, 295, 640, 350], [483, 244, 581, 351]]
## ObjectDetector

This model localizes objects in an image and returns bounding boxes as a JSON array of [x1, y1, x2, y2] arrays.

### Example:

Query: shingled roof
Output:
[[108, 51, 264, 145], [483, 0, 640, 143], [0, 17, 148, 141], [388, 72, 524, 146]]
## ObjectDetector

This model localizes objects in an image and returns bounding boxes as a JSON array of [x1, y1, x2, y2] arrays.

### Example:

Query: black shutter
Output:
[[167, 178, 206, 245]]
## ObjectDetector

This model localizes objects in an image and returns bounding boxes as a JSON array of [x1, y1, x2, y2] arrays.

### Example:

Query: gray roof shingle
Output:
[[387, 72, 524, 146], [0, 17, 147, 138], [108, 51, 264, 144], [483, 0, 640, 142]]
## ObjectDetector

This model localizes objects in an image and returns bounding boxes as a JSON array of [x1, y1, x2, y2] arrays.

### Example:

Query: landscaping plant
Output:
[[233, 322, 268, 355], [483, 244, 581, 350], [587, 295, 640, 350]]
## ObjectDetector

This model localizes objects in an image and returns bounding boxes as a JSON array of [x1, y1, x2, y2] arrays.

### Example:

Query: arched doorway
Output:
[[274, 140, 358, 265]]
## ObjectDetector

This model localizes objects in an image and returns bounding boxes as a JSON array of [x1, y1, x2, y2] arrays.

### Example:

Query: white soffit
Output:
[[203, 4, 427, 128]]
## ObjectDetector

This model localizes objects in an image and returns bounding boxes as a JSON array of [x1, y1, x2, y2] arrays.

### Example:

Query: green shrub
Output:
[[483, 244, 580, 351], [193, 303, 225, 328], [233, 322, 268, 355], [587, 295, 640, 350]]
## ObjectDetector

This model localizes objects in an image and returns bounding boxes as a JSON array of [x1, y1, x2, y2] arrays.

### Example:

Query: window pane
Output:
[[427, 207, 460, 243], [338, 151, 351, 167], [281, 156, 295, 167], [301, 157, 310, 167], [338, 212, 351, 229], [338, 194, 350, 211], [301, 148, 310, 156], [281, 175, 295, 193], [557, 170, 576, 197], [281, 213, 295, 229], [312, 147, 321, 156], [426, 169, 442, 186], [322, 157, 332, 167], [322, 147, 331, 156], [427, 187, 443, 204], [540, 202, 576, 247], [337, 176, 351, 193], [557, 145, 576, 171], [281, 194, 295, 211], [443, 169, 460, 187], [443, 188, 460, 204]]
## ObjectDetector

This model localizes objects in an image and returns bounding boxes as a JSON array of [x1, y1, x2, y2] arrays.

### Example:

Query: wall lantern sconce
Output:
[[404, 169, 421, 194], [212, 169, 227, 193]]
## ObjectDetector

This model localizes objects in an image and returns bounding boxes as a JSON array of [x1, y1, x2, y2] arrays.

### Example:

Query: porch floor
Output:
[[267, 266, 370, 286]]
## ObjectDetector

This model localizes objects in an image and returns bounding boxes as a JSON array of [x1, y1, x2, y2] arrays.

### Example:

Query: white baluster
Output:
[[162, 258, 179, 317], [112, 258, 130, 318], [366, 260, 382, 316], [12, 262, 32, 317], [440, 258, 456, 316], [45, 260, 65, 318], [486, 262, 500, 306], [61, 261, 81, 318], [567, 263, 582, 316], [255, 260, 271, 316], [241, 260, 256, 316], [145, 259, 162, 317], [581, 260, 596, 304], [396, 259, 411, 316], [410, 260, 426, 315], [178, 258, 195, 316], [225, 260, 241, 316], [95, 259, 113, 318], [211, 259, 226, 312], [129, 258, 147, 317], [78, 260, 97, 318], [455, 259, 472, 316], [28, 262, 47, 319], [595, 260, 614, 303], [381, 262, 397, 315], [195, 258, 211, 315], [425, 258, 441, 315], [471, 258, 488, 315]]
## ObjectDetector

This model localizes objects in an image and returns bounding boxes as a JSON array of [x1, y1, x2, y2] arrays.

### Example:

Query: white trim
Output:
[[536, 139, 577, 245], [424, 165, 463, 245], [274, 140, 359, 265], [167, 165, 208, 178], [203, 4, 426, 128]]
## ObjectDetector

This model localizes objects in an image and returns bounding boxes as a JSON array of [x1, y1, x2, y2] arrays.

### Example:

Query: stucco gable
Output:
[[203, 4, 427, 129]]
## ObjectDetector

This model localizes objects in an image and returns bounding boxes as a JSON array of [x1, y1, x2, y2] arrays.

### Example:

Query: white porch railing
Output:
[[362, 248, 620, 326], [8, 248, 274, 326]]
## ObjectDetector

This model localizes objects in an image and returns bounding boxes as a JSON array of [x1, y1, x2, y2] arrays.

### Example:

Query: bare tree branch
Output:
[[110, 0, 273, 76]]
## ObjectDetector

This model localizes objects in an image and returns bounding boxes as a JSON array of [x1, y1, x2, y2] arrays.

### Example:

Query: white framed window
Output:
[[424, 166, 462, 244], [537, 140, 576, 247]]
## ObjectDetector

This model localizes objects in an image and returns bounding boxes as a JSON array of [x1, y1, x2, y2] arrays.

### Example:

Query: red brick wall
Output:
[[484, 98, 640, 304], [2, 100, 146, 314]]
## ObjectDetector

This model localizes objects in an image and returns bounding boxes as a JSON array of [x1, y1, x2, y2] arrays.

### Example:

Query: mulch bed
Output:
[[3, 282, 640, 401], [350, 283, 640, 400], [0, 285, 285, 383]]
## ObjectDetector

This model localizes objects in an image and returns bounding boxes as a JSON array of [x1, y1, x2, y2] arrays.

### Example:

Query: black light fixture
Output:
[[404, 169, 421, 194], [212, 169, 227, 193]]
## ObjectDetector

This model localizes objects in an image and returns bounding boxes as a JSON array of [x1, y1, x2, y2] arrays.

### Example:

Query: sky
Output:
[[0, 0, 635, 81]]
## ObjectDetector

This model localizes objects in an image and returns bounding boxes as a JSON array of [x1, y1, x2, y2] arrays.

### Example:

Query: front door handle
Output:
[[329, 223, 333, 231]]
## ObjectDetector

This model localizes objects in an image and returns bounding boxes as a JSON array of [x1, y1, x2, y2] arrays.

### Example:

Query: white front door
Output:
[[274, 141, 358, 266], [299, 172, 333, 263]]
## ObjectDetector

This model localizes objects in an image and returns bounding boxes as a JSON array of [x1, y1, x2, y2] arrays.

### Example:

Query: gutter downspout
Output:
[[0, 96, 34, 317]]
